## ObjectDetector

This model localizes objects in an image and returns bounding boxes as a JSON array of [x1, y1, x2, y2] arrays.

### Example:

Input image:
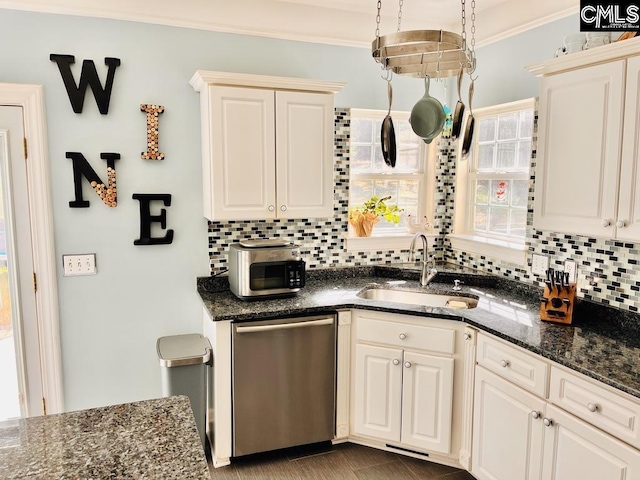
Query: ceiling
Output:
[[0, 0, 579, 47]]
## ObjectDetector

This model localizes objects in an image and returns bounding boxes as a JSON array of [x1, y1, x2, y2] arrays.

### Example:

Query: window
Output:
[[348, 109, 434, 250], [451, 98, 535, 264]]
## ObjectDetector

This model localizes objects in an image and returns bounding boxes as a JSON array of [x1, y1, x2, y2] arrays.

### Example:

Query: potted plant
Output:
[[349, 195, 403, 237]]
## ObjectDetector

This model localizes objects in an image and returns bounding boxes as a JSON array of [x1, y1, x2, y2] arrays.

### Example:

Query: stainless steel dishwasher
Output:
[[232, 314, 336, 457]]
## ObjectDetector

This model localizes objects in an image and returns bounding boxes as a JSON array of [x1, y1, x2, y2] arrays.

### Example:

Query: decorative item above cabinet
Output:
[[526, 37, 640, 241], [190, 71, 344, 221]]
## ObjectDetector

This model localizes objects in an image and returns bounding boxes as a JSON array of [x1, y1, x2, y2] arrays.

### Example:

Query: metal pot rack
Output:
[[372, 29, 469, 78]]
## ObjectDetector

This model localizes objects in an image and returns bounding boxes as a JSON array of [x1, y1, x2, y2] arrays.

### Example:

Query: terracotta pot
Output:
[[349, 212, 380, 237]]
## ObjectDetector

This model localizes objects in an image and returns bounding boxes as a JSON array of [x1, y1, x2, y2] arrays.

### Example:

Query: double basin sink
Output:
[[357, 287, 478, 310]]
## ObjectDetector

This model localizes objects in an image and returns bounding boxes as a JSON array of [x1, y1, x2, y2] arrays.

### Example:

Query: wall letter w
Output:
[[50, 54, 121, 114]]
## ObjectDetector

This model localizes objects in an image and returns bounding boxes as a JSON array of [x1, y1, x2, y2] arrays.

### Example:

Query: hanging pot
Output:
[[410, 75, 445, 141], [380, 79, 396, 167], [452, 68, 465, 140], [461, 79, 475, 158]]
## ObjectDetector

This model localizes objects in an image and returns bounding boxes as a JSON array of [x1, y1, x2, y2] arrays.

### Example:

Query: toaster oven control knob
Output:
[[280, 205, 287, 211], [268, 205, 275, 212], [399, 333, 406, 340]]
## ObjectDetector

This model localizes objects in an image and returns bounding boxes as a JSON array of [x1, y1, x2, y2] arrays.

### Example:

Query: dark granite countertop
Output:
[[0, 396, 210, 480], [198, 264, 640, 401]]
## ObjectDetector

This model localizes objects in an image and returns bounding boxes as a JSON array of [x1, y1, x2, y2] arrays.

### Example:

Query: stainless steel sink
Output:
[[357, 288, 478, 309]]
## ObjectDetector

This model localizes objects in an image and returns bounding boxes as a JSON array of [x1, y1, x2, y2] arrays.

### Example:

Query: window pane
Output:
[[511, 180, 528, 207], [475, 180, 489, 204], [517, 140, 532, 169], [477, 145, 494, 170], [397, 179, 420, 206], [478, 117, 497, 142], [490, 180, 510, 205], [489, 207, 509, 234], [349, 179, 373, 207], [351, 118, 373, 143], [373, 143, 386, 171], [474, 205, 488, 231], [498, 113, 518, 140], [497, 142, 517, 169], [351, 145, 374, 171], [519, 109, 533, 139], [373, 180, 399, 202], [510, 209, 527, 237]]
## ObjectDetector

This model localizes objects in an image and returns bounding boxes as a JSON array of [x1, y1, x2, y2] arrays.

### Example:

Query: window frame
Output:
[[450, 98, 535, 265], [346, 108, 436, 251]]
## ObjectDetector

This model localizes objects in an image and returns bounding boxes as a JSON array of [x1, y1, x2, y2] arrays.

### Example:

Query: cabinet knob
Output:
[[500, 359, 510, 368], [404, 361, 412, 368], [399, 333, 407, 340], [543, 418, 553, 427], [392, 359, 400, 366], [587, 403, 598, 412], [531, 411, 540, 419], [268, 205, 275, 212], [280, 205, 287, 212], [601, 219, 611, 228], [616, 220, 627, 229], [464, 333, 472, 341]]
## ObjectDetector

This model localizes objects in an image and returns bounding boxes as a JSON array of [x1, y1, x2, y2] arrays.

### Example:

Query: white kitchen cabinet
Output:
[[528, 40, 640, 240], [351, 310, 456, 455], [472, 366, 545, 480], [472, 332, 640, 480], [190, 71, 344, 221]]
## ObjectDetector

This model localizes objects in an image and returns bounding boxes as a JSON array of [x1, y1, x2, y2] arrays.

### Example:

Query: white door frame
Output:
[[0, 83, 64, 414]]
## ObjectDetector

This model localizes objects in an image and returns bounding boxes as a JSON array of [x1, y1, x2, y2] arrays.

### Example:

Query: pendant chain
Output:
[[397, 0, 403, 32], [375, 0, 382, 40]]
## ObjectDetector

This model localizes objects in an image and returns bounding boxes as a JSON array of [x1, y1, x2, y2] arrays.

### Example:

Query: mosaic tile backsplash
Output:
[[208, 108, 640, 314]]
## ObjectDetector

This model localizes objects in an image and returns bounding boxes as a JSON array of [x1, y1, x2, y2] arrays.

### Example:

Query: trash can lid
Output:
[[157, 334, 212, 367]]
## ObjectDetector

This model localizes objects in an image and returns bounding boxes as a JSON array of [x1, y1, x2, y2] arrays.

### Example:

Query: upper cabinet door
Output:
[[210, 86, 276, 220], [275, 91, 334, 219], [534, 61, 624, 237], [618, 56, 640, 241]]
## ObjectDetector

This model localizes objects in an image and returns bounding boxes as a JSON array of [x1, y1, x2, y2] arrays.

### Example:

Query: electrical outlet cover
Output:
[[531, 253, 549, 276], [564, 260, 577, 283], [63, 254, 97, 276]]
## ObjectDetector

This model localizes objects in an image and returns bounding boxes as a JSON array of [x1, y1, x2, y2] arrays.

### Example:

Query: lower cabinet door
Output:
[[353, 343, 403, 442], [541, 404, 640, 480], [400, 351, 454, 454], [472, 367, 545, 480]]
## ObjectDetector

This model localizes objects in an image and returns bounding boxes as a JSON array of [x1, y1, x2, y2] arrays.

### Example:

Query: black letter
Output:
[[133, 194, 174, 245], [67, 152, 119, 208], [50, 54, 121, 114]]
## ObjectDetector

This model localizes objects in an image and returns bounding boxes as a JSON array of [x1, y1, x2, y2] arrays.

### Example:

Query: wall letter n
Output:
[[67, 152, 119, 208]]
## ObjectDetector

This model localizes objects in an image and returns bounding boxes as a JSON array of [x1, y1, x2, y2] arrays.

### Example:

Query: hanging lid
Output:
[[238, 239, 292, 248]]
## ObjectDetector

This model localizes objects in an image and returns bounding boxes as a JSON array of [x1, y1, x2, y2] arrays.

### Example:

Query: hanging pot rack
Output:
[[372, 0, 476, 79]]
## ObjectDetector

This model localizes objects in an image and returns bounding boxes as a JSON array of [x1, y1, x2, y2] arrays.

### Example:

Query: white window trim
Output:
[[452, 98, 534, 266], [348, 108, 437, 247]]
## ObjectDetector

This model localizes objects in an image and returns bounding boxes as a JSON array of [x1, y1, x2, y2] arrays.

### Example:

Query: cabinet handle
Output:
[[531, 411, 540, 419], [587, 403, 598, 412], [543, 418, 553, 427], [500, 359, 510, 368], [464, 332, 472, 341], [268, 205, 275, 212], [616, 220, 627, 229], [280, 205, 287, 212], [601, 219, 611, 228], [404, 361, 412, 368], [392, 359, 400, 366], [399, 333, 406, 340]]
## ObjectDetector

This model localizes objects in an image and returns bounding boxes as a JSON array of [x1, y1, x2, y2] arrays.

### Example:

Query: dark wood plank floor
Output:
[[208, 442, 476, 480]]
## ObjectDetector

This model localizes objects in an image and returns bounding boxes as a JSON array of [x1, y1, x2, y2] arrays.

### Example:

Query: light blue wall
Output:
[[0, 8, 576, 411]]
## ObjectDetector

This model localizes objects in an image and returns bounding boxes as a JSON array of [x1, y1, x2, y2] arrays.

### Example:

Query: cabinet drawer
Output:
[[356, 315, 455, 355], [476, 333, 549, 397], [550, 367, 640, 449]]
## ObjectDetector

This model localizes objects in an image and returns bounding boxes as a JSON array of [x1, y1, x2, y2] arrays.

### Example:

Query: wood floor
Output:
[[207, 442, 476, 480]]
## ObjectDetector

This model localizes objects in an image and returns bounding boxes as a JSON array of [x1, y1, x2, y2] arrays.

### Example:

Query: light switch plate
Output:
[[531, 253, 549, 276], [63, 254, 97, 276]]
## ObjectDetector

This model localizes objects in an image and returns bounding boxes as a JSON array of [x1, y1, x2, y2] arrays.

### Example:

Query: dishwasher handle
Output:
[[235, 318, 334, 334]]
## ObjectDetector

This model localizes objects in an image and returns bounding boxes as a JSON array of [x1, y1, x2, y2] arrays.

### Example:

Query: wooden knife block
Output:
[[540, 283, 577, 325]]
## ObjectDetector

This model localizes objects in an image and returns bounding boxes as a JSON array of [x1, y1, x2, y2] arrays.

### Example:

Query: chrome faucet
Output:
[[408, 232, 438, 287]]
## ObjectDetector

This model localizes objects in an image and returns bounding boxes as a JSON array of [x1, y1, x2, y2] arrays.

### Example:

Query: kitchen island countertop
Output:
[[198, 264, 640, 401], [0, 395, 210, 480]]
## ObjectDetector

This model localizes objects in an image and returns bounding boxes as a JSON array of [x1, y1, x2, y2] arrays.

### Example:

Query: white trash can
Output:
[[157, 333, 212, 450]]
